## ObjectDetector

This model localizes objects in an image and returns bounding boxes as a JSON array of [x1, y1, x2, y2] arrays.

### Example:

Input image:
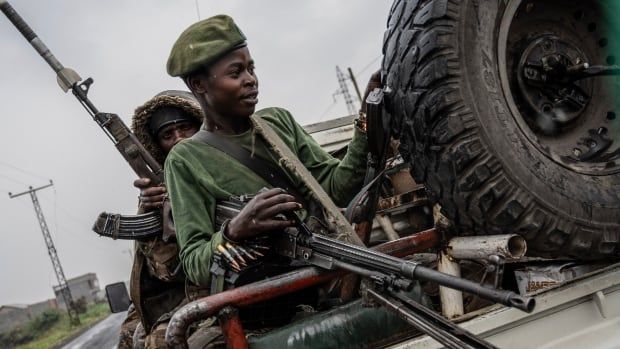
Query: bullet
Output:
[[236, 245, 257, 260], [246, 247, 265, 258], [225, 242, 247, 266], [217, 244, 241, 270], [249, 244, 270, 251]]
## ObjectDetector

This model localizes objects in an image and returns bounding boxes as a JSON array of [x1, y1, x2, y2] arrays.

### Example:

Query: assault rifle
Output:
[[1, 1, 173, 240], [206, 195, 535, 349]]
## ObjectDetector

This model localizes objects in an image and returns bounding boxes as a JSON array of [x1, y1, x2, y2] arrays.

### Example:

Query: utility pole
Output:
[[347, 67, 363, 103], [9, 181, 80, 325], [336, 66, 358, 115]]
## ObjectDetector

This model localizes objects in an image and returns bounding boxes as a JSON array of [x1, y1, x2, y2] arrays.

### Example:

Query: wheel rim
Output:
[[498, 0, 620, 175]]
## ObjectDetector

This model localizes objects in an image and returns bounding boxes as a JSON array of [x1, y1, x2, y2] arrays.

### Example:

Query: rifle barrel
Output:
[[368, 289, 498, 349], [308, 233, 535, 312], [0, 1, 63, 72]]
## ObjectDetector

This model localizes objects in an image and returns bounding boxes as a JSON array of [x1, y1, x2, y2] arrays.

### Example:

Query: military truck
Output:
[[161, 1, 620, 347], [3, 0, 618, 347], [305, 119, 620, 349]]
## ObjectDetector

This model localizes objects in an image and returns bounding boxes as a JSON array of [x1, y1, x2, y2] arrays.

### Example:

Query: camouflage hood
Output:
[[131, 90, 203, 165]]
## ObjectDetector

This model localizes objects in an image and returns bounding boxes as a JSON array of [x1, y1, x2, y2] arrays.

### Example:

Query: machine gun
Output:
[[0, 1, 173, 240], [204, 195, 535, 349]]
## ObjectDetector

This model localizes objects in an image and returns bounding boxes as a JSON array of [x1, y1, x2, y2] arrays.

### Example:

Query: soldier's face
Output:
[[157, 121, 200, 154], [194, 47, 259, 121]]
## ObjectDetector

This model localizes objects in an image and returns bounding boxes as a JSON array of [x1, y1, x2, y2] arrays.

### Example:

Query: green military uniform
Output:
[[165, 107, 368, 287], [117, 90, 203, 349], [164, 14, 369, 346]]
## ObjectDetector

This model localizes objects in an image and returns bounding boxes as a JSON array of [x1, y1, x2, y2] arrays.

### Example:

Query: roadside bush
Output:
[[28, 309, 60, 333], [0, 309, 61, 347], [0, 326, 35, 347]]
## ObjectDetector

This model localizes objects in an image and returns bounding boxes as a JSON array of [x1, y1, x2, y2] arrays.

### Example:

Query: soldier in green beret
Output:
[[164, 14, 378, 300]]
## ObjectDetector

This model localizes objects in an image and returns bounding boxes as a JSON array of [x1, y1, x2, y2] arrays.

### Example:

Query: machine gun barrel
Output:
[[299, 231, 535, 313]]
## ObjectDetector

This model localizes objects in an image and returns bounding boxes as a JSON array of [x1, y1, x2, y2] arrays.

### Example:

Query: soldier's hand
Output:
[[134, 178, 167, 211], [225, 188, 300, 241]]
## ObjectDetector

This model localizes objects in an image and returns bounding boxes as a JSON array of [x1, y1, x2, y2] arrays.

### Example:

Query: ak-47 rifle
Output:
[[0, 1, 172, 240]]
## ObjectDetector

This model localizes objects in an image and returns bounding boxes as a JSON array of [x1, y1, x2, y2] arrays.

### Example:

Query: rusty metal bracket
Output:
[[376, 185, 428, 214]]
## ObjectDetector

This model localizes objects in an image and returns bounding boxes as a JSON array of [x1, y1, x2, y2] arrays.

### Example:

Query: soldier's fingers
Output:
[[257, 202, 301, 219], [133, 178, 151, 189], [141, 186, 167, 197], [260, 218, 296, 231], [139, 193, 166, 203], [141, 202, 161, 210], [255, 187, 287, 200], [259, 193, 297, 209]]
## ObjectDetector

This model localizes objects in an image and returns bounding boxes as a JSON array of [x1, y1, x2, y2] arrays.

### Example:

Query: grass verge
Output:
[[15, 302, 111, 349]]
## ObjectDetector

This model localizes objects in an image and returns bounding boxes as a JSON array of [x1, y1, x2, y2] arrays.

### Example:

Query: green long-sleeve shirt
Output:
[[165, 107, 368, 287]]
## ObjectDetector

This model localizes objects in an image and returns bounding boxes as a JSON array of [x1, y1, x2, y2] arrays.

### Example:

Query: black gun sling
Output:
[[190, 129, 304, 202]]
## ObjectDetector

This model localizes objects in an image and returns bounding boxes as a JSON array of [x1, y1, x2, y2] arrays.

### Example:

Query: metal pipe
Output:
[[447, 234, 527, 260], [218, 306, 248, 349], [377, 228, 438, 256], [166, 267, 340, 349], [376, 214, 400, 241], [438, 251, 464, 319], [165, 229, 440, 347]]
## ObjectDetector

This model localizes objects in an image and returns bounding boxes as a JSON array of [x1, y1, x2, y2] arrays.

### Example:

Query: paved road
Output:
[[62, 312, 125, 349]]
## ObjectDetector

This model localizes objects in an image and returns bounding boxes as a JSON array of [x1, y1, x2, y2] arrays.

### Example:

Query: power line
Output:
[[0, 172, 30, 187], [0, 161, 48, 181], [317, 55, 382, 122], [355, 55, 381, 76], [38, 194, 93, 229], [318, 98, 339, 121], [194, 0, 201, 20]]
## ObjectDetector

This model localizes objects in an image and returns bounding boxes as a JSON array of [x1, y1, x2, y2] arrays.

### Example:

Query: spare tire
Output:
[[382, 0, 620, 258]]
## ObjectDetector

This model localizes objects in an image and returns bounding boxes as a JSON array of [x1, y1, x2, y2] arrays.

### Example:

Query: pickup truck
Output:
[[104, 0, 620, 345], [5, 0, 614, 346], [162, 106, 620, 348]]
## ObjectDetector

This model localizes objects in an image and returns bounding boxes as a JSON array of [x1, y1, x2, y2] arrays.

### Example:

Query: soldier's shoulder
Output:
[[165, 138, 201, 163], [254, 107, 298, 134], [254, 107, 292, 120]]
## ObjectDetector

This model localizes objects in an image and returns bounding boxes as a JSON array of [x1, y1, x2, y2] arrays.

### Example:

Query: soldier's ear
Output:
[[186, 73, 208, 95]]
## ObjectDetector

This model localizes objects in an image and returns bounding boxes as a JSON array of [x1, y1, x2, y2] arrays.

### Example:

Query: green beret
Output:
[[167, 15, 247, 77]]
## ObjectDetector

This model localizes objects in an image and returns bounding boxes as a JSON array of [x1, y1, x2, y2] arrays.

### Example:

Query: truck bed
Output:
[[391, 263, 620, 349]]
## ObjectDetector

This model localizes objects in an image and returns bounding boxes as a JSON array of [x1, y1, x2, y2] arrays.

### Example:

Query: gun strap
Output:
[[249, 115, 363, 247], [344, 167, 386, 223], [345, 88, 389, 224], [190, 129, 304, 202]]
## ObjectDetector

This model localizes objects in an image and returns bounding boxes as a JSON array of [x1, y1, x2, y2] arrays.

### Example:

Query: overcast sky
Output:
[[0, 0, 392, 305]]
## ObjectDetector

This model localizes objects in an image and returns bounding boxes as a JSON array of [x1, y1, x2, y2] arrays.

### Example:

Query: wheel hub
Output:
[[498, 0, 620, 175], [517, 35, 592, 131]]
